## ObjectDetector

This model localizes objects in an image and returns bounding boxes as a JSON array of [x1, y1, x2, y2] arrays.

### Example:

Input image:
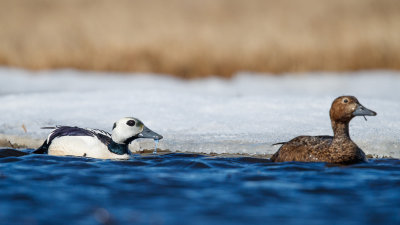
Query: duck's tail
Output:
[[272, 142, 287, 146], [32, 141, 49, 154], [33, 126, 60, 154], [41, 126, 59, 129]]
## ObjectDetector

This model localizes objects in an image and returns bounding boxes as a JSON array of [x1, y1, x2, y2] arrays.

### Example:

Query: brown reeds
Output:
[[0, 0, 399, 78]]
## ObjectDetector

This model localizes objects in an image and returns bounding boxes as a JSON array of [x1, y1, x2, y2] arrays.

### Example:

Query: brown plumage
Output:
[[271, 96, 377, 164]]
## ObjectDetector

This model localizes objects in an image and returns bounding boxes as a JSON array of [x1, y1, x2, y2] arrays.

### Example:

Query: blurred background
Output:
[[1, 0, 399, 78]]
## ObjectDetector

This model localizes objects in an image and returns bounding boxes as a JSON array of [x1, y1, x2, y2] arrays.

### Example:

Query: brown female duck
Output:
[[271, 96, 377, 164]]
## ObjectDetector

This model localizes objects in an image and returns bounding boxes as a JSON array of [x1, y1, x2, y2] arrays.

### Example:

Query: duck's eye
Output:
[[126, 120, 136, 126], [343, 99, 349, 103]]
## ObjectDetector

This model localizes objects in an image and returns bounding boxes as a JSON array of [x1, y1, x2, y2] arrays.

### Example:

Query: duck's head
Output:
[[329, 96, 377, 123], [111, 117, 163, 144]]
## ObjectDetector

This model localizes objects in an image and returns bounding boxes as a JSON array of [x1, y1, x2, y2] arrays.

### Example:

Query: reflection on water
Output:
[[0, 151, 399, 225]]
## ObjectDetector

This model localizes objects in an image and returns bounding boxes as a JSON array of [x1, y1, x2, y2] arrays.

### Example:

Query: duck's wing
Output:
[[85, 128, 112, 145], [271, 135, 333, 162], [33, 126, 112, 154]]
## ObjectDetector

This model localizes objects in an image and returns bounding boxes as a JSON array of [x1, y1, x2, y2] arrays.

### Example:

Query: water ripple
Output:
[[0, 150, 399, 225]]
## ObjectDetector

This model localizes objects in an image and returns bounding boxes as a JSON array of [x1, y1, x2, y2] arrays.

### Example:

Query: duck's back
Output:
[[271, 136, 333, 162]]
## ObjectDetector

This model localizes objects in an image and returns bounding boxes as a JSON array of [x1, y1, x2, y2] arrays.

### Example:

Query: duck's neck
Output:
[[331, 120, 351, 141], [107, 140, 130, 155]]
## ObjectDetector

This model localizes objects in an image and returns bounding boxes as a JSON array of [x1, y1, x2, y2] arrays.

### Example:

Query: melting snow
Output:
[[0, 68, 399, 157]]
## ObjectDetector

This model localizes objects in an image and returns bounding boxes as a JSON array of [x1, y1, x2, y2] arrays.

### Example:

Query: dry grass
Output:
[[0, 0, 399, 78]]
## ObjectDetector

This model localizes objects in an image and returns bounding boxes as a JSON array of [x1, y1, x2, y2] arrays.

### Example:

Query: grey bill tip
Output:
[[353, 104, 377, 117], [139, 126, 163, 140]]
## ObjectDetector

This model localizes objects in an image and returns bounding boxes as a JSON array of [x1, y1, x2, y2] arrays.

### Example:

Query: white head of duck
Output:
[[111, 117, 163, 144]]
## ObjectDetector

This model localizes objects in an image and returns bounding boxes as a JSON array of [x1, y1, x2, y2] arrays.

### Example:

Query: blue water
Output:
[[1, 151, 400, 225]]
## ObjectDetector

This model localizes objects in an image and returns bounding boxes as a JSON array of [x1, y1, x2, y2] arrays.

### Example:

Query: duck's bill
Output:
[[353, 104, 377, 117], [137, 126, 163, 140]]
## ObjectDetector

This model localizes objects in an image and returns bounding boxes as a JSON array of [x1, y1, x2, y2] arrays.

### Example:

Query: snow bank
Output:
[[0, 68, 399, 157]]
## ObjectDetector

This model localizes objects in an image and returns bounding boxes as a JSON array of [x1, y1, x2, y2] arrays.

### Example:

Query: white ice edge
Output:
[[0, 68, 399, 157]]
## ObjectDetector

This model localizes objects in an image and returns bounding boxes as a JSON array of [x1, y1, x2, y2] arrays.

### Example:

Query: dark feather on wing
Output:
[[33, 126, 112, 154]]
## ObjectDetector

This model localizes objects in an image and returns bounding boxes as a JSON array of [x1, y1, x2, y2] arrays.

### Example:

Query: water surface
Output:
[[0, 151, 399, 225]]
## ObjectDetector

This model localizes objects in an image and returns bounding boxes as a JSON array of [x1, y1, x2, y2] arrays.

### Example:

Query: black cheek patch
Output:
[[112, 123, 116, 130]]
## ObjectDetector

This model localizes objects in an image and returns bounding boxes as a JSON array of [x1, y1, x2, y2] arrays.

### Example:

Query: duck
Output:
[[271, 96, 377, 164], [33, 117, 163, 159]]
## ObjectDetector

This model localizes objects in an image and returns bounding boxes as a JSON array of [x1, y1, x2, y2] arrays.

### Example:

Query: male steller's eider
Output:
[[33, 117, 163, 159]]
